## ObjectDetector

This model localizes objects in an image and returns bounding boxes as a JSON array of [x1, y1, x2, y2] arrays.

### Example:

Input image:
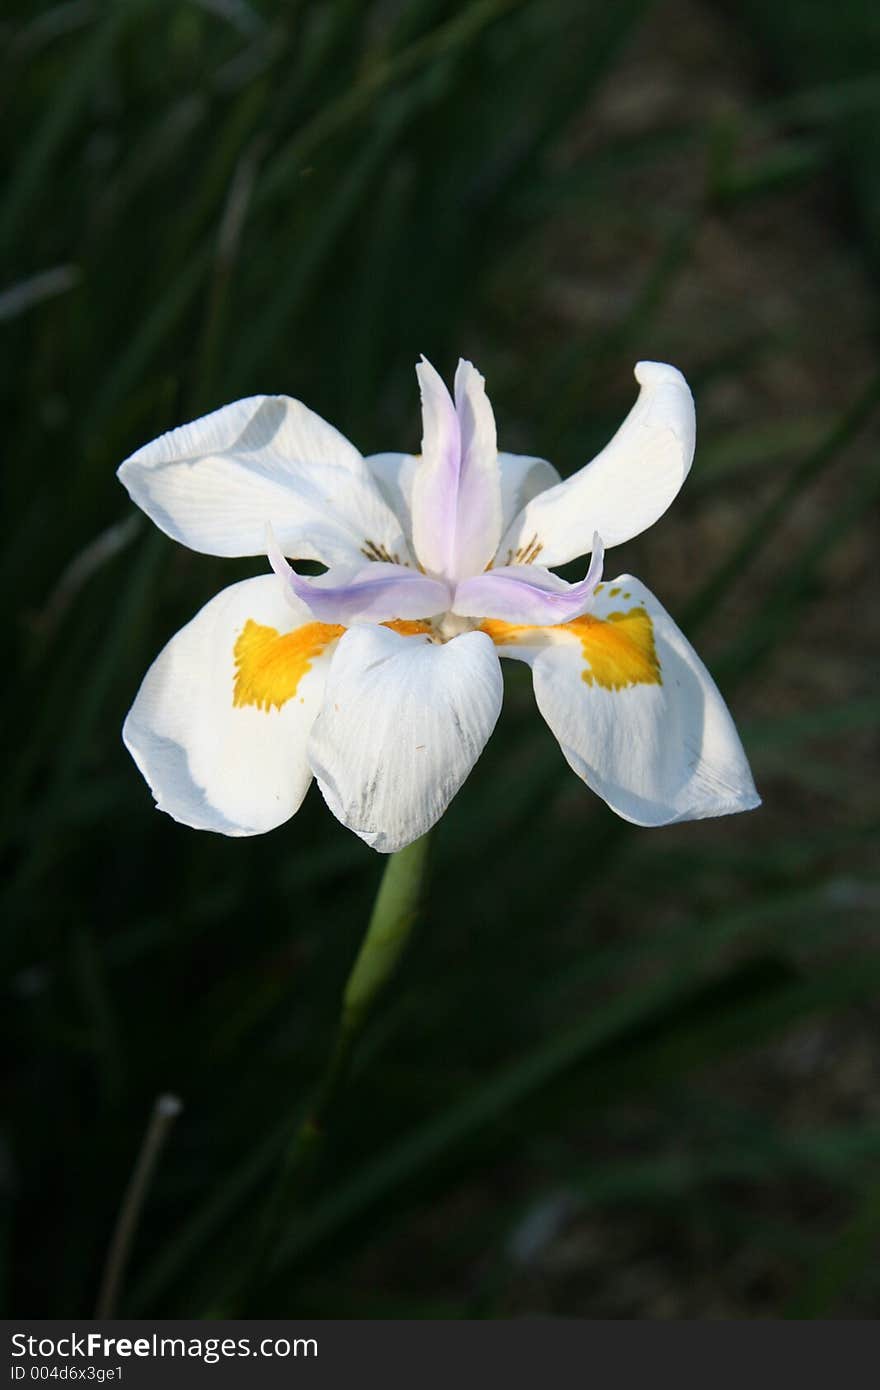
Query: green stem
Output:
[[244, 832, 431, 1303], [343, 832, 432, 1037]]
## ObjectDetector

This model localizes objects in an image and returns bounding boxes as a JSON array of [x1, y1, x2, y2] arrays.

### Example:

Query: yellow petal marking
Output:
[[569, 608, 661, 688], [481, 607, 661, 690], [233, 620, 345, 712], [383, 619, 433, 637], [233, 618, 433, 713], [479, 619, 527, 647]]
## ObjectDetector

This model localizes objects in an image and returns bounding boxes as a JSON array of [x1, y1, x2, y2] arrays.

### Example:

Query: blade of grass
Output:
[[0, 2, 148, 258]]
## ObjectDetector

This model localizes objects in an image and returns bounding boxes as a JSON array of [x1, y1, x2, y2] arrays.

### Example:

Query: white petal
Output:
[[123, 575, 339, 835], [497, 452, 561, 537], [308, 625, 503, 852], [497, 362, 695, 567], [525, 575, 760, 825], [118, 395, 409, 567], [367, 451, 421, 547]]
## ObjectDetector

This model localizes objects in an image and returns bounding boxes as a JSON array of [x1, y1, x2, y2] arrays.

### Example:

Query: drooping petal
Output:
[[410, 358, 502, 581], [267, 526, 450, 624], [118, 395, 409, 567], [123, 576, 341, 835], [496, 362, 695, 567], [308, 624, 503, 852], [366, 449, 559, 557], [488, 574, 759, 825], [453, 534, 604, 626]]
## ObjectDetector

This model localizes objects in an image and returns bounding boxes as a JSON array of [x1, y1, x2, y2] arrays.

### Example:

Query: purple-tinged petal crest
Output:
[[267, 524, 450, 625], [410, 358, 502, 583], [452, 534, 605, 626]]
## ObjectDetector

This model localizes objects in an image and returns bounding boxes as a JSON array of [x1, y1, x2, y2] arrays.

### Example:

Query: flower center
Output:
[[433, 612, 479, 642]]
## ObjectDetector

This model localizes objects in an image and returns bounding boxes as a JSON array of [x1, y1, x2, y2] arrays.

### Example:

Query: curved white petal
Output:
[[118, 395, 409, 567], [497, 362, 695, 567], [510, 574, 759, 825], [123, 575, 339, 835], [308, 625, 503, 852], [367, 449, 560, 557]]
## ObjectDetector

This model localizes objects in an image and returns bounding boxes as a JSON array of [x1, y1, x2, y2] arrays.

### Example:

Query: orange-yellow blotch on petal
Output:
[[233, 617, 433, 714], [233, 619, 344, 712], [479, 619, 530, 647], [568, 608, 661, 689], [383, 619, 433, 637], [481, 606, 661, 691]]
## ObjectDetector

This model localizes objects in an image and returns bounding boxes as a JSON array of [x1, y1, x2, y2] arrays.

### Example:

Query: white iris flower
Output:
[[119, 358, 759, 851]]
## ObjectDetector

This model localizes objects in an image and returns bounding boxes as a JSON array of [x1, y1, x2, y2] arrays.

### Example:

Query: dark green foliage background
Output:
[[3, 0, 879, 1317]]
